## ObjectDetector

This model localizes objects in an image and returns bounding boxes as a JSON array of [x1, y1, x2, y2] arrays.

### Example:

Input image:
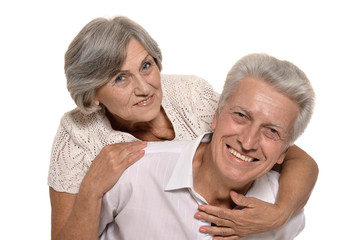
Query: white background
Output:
[[1, 0, 360, 239]]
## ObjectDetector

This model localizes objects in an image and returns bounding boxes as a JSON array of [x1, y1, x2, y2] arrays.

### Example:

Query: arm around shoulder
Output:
[[276, 144, 319, 221]]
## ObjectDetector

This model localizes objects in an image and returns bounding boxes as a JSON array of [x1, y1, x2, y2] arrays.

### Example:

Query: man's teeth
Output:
[[228, 147, 254, 162], [137, 96, 152, 105]]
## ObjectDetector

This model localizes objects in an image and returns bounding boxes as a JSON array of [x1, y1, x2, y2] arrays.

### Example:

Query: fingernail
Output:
[[199, 227, 206, 233], [198, 205, 205, 211], [231, 191, 237, 197], [194, 213, 201, 219]]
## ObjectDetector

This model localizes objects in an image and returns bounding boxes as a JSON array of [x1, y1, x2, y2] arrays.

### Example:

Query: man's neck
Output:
[[192, 142, 252, 209]]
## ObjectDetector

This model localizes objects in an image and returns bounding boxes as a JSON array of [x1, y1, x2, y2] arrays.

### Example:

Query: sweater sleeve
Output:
[[161, 74, 220, 140], [47, 119, 92, 194], [189, 75, 220, 127]]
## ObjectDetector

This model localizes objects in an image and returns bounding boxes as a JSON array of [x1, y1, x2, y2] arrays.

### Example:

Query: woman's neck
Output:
[[106, 107, 175, 141]]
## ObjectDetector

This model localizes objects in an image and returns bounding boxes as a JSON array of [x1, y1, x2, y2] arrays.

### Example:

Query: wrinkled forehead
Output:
[[225, 77, 299, 130]]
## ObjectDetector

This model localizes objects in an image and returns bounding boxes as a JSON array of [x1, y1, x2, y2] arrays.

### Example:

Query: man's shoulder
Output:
[[145, 140, 190, 155], [245, 171, 280, 203]]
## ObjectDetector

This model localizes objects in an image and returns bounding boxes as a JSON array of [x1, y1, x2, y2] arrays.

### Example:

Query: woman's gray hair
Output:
[[218, 53, 315, 145], [65, 16, 163, 114]]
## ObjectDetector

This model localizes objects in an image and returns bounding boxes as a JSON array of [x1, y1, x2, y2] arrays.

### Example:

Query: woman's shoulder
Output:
[[161, 74, 217, 98], [58, 108, 138, 147], [161, 74, 209, 87], [60, 108, 107, 130]]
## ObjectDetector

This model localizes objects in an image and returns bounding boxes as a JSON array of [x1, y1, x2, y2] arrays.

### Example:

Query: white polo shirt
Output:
[[99, 133, 305, 240]]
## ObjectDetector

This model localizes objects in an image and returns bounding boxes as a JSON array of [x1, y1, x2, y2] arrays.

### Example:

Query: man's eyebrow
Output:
[[231, 105, 253, 118], [267, 122, 285, 130], [232, 105, 286, 130]]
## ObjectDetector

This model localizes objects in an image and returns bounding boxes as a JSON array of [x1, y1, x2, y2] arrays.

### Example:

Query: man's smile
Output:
[[227, 145, 259, 162]]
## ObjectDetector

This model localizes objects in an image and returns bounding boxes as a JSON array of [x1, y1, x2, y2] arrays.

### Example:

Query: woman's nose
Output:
[[133, 75, 151, 96]]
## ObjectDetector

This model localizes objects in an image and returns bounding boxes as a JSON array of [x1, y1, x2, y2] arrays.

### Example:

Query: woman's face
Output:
[[94, 38, 162, 126]]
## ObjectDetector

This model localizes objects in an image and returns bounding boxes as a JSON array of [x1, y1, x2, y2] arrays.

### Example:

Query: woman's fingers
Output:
[[82, 141, 147, 197]]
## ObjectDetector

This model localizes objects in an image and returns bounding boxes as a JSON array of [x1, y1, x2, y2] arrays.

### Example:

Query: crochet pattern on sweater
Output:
[[48, 75, 219, 193]]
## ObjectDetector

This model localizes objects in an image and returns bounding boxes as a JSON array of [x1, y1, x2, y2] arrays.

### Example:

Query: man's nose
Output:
[[238, 126, 260, 151]]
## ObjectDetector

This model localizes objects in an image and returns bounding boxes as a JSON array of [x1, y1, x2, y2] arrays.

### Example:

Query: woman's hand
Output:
[[51, 141, 146, 240], [194, 191, 290, 239], [80, 141, 147, 199]]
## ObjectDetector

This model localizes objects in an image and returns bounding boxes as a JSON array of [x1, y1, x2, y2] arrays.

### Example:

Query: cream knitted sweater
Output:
[[48, 74, 219, 193]]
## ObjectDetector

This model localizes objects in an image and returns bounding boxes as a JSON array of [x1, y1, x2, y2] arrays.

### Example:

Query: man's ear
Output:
[[211, 110, 219, 130], [276, 148, 288, 165]]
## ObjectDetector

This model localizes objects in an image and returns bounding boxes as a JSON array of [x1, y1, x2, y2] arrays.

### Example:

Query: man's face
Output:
[[210, 76, 299, 185]]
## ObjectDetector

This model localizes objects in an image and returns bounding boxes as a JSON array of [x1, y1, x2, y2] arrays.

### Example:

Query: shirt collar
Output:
[[165, 132, 212, 191]]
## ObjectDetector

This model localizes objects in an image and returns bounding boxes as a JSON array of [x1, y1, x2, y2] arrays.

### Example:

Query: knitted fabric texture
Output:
[[48, 74, 219, 193]]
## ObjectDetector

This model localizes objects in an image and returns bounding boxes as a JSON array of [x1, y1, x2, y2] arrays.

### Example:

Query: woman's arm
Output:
[[50, 188, 100, 240], [50, 141, 146, 240], [194, 144, 318, 239], [274, 144, 318, 218]]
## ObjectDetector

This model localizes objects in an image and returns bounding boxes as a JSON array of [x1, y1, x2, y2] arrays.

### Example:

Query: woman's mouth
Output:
[[135, 95, 153, 106], [227, 145, 259, 162]]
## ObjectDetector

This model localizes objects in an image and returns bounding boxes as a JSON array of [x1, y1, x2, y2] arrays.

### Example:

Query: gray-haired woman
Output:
[[48, 16, 318, 240]]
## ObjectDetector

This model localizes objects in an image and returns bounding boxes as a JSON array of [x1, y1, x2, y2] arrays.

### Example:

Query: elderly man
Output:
[[98, 53, 315, 240]]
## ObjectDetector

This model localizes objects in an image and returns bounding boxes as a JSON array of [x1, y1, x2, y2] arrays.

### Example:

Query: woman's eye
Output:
[[142, 61, 152, 71], [114, 74, 126, 83]]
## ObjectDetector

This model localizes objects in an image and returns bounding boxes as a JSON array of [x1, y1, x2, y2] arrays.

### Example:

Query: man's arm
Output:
[[193, 144, 318, 238]]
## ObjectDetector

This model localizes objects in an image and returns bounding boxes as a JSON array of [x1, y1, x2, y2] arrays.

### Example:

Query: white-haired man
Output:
[[99, 53, 315, 240]]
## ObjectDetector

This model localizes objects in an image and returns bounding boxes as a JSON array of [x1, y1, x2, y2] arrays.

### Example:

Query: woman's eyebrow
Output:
[[138, 54, 151, 71], [119, 54, 151, 73]]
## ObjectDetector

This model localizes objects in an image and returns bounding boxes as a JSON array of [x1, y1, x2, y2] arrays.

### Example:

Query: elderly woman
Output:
[[48, 16, 318, 240]]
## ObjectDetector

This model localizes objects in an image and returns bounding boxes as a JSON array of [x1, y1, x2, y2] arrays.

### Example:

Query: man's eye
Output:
[[237, 112, 246, 118], [264, 128, 281, 140], [269, 128, 278, 134]]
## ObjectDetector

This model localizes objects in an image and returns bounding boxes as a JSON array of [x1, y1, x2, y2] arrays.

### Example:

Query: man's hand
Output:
[[194, 191, 291, 239]]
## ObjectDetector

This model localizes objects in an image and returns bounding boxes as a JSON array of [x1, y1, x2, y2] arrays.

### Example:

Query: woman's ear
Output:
[[211, 110, 219, 130], [94, 99, 100, 106]]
